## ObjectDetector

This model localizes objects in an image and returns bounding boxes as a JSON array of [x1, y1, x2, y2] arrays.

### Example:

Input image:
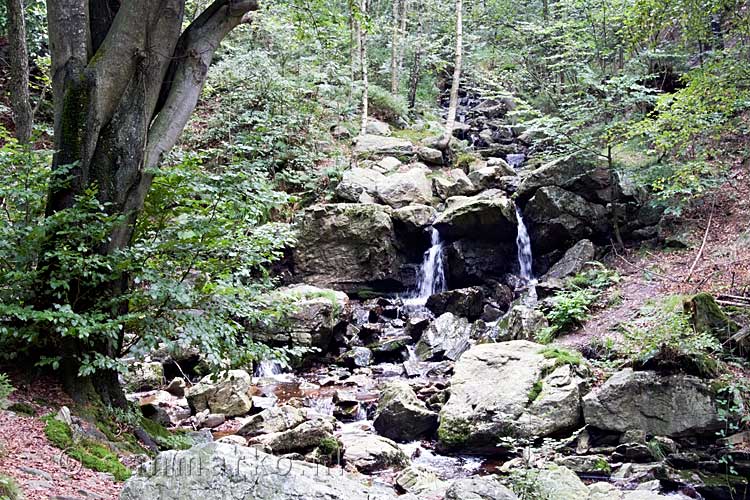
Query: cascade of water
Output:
[[515, 205, 534, 283], [254, 359, 283, 378], [405, 228, 447, 309]]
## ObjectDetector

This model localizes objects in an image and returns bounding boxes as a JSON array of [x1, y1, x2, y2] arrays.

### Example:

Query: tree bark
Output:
[[407, 0, 423, 109], [359, 0, 369, 134], [439, 0, 463, 150], [5, 0, 33, 143], [43, 0, 259, 405], [390, 0, 400, 94]]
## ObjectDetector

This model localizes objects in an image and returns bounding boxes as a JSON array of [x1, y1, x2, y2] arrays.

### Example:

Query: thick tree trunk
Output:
[[439, 0, 463, 150], [43, 0, 259, 405], [359, 0, 368, 134], [5, 0, 33, 143], [407, 0, 423, 110]]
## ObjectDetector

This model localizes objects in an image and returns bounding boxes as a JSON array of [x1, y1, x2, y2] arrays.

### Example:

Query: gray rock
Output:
[[165, 377, 186, 398], [468, 165, 516, 190], [445, 477, 518, 500], [415, 313, 472, 361], [355, 134, 414, 158], [339, 431, 408, 473], [377, 168, 433, 208], [121, 443, 412, 500], [504, 305, 549, 341], [582, 369, 721, 437], [124, 362, 164, 392], [186, 370, 253, 417], [532, 465, 589, 500], [433, 169, 477, 200], [293, 204, 405, 293], [248, 417, 335, 454], [438, 341, 584, 451], [543, 239, 596, 281], [255, 284, 350, 349], [377, 156, 403, 173], [373, 381, 438, 442], [434, 189, 517, 241], [517, 157, 610, 202], [395, 466, 447, 496], [336, 167, 386, 202], [366, 118, 392, 136], [237, 406, 308, 437], [341, 347, 373, 368], [417, 146, 444, 165], [425, 287, 484, 321], [392, 204, 436, 231]]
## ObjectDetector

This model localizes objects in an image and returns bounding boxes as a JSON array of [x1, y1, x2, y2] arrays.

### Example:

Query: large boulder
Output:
[[255, 284, 350, 349], [373, 381, 438, 442], [237, 405, 307, 437], [524, 186, 608, 253], [120, 443, 413, 500], [502, 305, 549, 341], [415, 313, 473, 361], [434, 190, 517, 241], [425, 287, 485, 321], [582, 369, 721, 437], [247, 417, 335, 454], [445, 239, 517, 287], [438, 342, 585, 452], [366, 118, 392, 136], [468, 165, 516, 191], [542, 239, 595, 281], [336, 168, 386, 202], [355, 134, 414, 158], [185, 370, 253, 417], [293, 204, 406, 293], [339, 431, 409, 473], [445, 477, 518, 500], [377, 168, 433, 208], [433, 170, 477, 200], [531, 465, 590, 500], [517, 157, 610, 202], [123, 362, 164, 392]]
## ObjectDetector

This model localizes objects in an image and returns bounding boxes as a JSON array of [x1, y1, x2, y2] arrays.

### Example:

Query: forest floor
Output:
[[560, 155, 750, 349], [0, 379, 123, 500]]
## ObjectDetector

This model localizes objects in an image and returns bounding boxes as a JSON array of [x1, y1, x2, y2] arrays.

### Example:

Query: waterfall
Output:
[[515, 205, 534, 282], [254, 359, 283, 378], [404, 228, 446, 308]]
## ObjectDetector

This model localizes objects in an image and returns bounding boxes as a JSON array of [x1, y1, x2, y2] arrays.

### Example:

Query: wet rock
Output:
[[517, 157, 610, 202], [426, 287, 485, 321], [124, 362, 164, 392], [255, 284, 350, 350], [395, 466, 447, 496], [335, 167, 386, 202], [186, 370, 253, 417], [542, 239, 596, 281], [340, 347, 373, 368], [377, 168, 433, 208], [445, 477, 518, 500], [583, 369, 721, 437], [414, 313, 472, 361], [333, 390, 362, 421], [121, 443, 413, 500], [434, 189, 517, 241], [293, 204, 406, 293], [503, 305, 549, 341], [237, 406, 308, 437], [524, 186, 608, 253], [369, 335, 411, 362], [339, 431, 409, 473], [445, 239, 517, 287], [248, 417, 335, 454], [373, 381, 438, 442], [438, 341, 585, 452], [354, 134, 414, 158]]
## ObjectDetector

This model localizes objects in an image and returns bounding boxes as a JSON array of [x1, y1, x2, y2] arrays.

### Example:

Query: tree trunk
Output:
[[349, 0, 358, 91], [407, 0, 423, 110], [439, 0, 463, 150], [359, 0, 369, 134], [5, 0, 33, 143], [396, 0, 409, 76], [43, 0, 259, 405], [390, 0, 401, 94]]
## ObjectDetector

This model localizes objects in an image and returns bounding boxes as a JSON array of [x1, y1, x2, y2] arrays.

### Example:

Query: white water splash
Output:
[[515, 205, 534, 283], [254, 359, 283, 378], [404, 228, 446, 309]]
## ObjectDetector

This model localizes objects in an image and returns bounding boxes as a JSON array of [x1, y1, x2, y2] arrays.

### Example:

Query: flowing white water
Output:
[[515, 205, 534, 282], [404, 228, 446, 308], [254, 359, 284, 378]]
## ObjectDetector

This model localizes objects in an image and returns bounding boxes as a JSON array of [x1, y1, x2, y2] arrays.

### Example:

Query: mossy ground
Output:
[[0, 473, 22, 500]]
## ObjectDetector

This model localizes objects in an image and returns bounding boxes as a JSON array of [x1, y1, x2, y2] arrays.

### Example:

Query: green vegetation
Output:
[[139, 417, 194, 451], [527, 380, 544, 403], [42, 415, 131, 481], [0, 373, 13, 410], [0, 473, 22, 500], [540, 346, 583, 367]]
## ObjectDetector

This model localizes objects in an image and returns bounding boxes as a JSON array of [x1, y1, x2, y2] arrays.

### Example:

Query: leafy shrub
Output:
[[368, 84, 409, 124], [0, 473, 22, 500], [622, 298, 722, 377], [0, 374, 13, 410]]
